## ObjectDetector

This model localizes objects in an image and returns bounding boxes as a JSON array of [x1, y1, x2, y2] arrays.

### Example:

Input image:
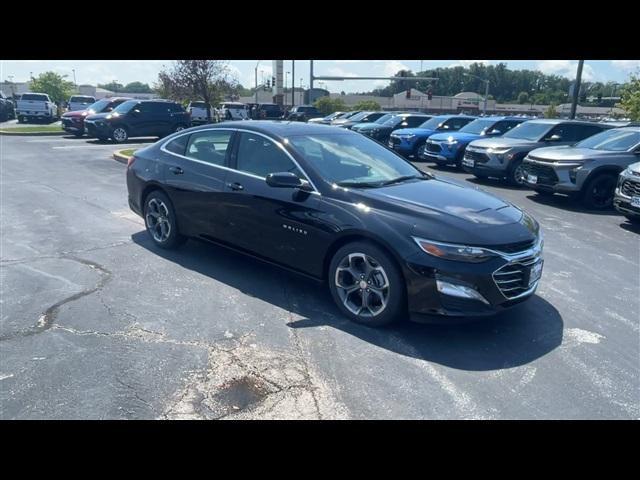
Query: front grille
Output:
[[522, 162, 559, 185], [493, 256, 540, 299], [491, 239, 536, 254], [465, 150, 490, 164], [426, 142, 442, 153], [621, 178, 640, 197], [62, 118, 73, 127]]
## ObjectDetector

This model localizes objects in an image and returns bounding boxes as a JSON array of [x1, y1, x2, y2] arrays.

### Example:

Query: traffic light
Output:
[[272, 77, 276, 88]]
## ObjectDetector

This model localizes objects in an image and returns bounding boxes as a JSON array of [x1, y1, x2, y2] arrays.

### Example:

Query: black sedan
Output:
[[126, 121, 544, 326]]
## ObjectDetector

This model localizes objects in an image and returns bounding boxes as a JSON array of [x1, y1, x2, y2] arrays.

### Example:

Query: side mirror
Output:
[[488, 129, 501, 135], [132, 109, 141, 115], [266, 172, 304, 189], [547, 134, 562, 142]]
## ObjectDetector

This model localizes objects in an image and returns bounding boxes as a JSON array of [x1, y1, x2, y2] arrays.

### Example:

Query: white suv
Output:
[[218, 102, 248, 121]]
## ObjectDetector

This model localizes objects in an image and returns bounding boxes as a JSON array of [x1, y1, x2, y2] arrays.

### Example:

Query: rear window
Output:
[[70, 96, 95, 103], [21, 94, 49, 101], [190, 102, 208, 108], [222, 104, 244, 110]]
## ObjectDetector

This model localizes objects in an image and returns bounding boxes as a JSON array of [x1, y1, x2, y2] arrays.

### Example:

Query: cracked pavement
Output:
[[1, 134, 638, 419]]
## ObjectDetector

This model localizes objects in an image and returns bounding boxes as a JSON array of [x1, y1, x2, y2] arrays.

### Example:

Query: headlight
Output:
[[412, 237, 497, 263], [445, 136, 458, 145], [401, 134, 416, 139], [487, 147, 511, 154]]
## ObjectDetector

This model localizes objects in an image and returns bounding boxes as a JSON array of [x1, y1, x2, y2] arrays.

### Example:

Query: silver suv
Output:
[[614, 161, 640, 222], [522, 127, 640, 209], [463, 119, 610, 185]]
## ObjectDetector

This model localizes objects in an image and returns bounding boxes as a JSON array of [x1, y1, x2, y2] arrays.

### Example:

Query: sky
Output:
[[2, 60, 639, 93]]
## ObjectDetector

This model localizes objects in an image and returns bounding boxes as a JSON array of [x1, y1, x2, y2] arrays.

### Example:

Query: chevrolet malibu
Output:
[[127, 121, 544, 327]]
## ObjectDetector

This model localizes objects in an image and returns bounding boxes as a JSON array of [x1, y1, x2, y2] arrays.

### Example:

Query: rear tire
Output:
[[143, 190, 186, 250], [328, 241, 406, 327], [582, 173, 617, 210]]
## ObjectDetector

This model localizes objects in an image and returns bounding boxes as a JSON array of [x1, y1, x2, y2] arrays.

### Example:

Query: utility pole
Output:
[[291, 60, 295, 108], [254, 60, 260, 104], [72, 69, 77, 87], [570, 60, 584, 120]]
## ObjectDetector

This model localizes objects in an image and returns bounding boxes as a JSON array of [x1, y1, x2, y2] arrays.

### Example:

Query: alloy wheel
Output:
[[145, 198, 172, 243], [334, 253, 390, 317], [113, 127, 127, 142]]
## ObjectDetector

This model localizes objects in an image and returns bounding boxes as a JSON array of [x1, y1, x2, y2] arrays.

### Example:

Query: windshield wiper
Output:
[[335, 181, 382, 188], [378, 174, 432, 186]]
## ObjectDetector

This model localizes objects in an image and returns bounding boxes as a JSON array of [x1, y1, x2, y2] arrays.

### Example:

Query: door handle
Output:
[[226, 182, 244, 191], [169, 166, 184, 175]]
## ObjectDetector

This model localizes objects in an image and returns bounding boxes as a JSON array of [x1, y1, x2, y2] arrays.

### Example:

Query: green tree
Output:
[[544, 103, 558, 119], [352, 100, 381, 111], [619, 73, 640, 121], [517, 92, 529, 104], [98, 81, 124, 92], [29, 72, 74, 105], [155, 61, 237, 122], [314, 97, 346, 115], [123, 81, 152, 93]]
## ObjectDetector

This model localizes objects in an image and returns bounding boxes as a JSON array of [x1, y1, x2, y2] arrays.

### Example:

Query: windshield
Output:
[[113, 100, 138, 114], [288, 133, 423, 187], [86, 99, 111, 113], [374, 114, 393, 124], [575, 128, 640, 151], [344, 111, 370, 122], [503, 122, 553, 141], [459, 118, 497, 135], [419, 116, 448, 129]]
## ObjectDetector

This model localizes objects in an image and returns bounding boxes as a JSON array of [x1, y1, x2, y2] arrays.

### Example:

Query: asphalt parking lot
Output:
[[1, 133, 638, 419]]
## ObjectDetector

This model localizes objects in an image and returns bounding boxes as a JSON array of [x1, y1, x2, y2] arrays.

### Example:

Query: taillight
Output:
[[127, 155, 137, 168]]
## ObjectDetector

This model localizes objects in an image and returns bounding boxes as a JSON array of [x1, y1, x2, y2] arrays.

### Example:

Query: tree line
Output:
[[359, 62, 631, 106]]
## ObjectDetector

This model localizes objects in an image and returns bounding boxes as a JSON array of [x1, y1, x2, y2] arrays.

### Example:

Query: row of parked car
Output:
[[307, 109, 639, 220]]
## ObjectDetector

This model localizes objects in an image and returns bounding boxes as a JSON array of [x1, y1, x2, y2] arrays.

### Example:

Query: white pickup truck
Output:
[[67, 95, 96, 112], [16, 93, 59, 123]]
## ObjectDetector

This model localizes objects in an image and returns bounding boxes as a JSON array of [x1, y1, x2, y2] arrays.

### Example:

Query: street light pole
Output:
[[570, 60, 584, 120], [72, 69, 77, 87], [464, 72, 490, 115], [254, 60, 260, 104]]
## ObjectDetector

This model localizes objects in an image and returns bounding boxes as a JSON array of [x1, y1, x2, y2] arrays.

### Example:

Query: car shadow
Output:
[[525, 192, 620, 217], [619, 219, 640, 234], [85, 137, 157, 145], [132, 231, 564, 372]]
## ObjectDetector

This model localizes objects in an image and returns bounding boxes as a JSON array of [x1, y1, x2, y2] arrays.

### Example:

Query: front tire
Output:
[[143, 190, 186, 249], [582, 173, 617, 210], [111, 126, 129, 143], [328, 241, 405, 327], [507, 156, 526, 186]]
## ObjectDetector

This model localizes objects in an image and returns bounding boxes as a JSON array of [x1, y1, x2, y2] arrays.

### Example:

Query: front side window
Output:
[[419, 116, 449, 129], [288, 133, 422, 186], [459, 118, 496, 135], [236, 133, 302, 178], [444, 117, 473, 131], [185, 130, 232, 166]]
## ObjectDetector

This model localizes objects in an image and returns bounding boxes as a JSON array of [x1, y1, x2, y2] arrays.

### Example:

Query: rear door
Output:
[[162, 129, 235, 238]]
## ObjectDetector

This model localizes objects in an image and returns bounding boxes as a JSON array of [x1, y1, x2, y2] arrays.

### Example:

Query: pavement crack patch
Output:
[[0, 255, 112, 342]]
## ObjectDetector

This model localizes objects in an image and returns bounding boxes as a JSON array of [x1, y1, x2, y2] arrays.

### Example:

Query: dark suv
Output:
[[257, 103, 284, 119], [287, 105, 323, 122], [0, 90, 16, 121], [84, 99, 191, 143]]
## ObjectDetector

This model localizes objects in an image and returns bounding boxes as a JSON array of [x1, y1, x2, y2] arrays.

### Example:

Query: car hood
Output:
[[391, 128, 437, 137], [337, 177, 537, 245], [62, 110, 88, 118], [356, 122, 389, 132], [85, 112, 112, 121], [429, 131, 481, 143], [470, 137, 537, 149], [528, 146, 628, 162]]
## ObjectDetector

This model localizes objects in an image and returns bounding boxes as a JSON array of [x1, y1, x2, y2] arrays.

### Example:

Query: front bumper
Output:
[[402, 239, 543, 317], [461, 146, 511, 177], [521, 157, 585, 193], [420, 139, 461, 164], [84, 121, 113, 138], [388, 136, 419, 155], [61, 118, 85, 133], [613, 173, 640, 217]]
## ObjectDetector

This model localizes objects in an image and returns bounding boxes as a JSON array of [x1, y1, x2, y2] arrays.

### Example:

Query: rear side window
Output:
[[236, 133, 302, 178], [70, 96, 94, 103], [165, 134, 190, 156], [169, 103, 185, 112], [185, 130, 232, 166], [550, 124, 605, 142]]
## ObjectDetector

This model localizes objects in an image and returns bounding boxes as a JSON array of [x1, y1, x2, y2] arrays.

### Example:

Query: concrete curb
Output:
[[113, 150, 131, 164], [0, 130, 66, 136]]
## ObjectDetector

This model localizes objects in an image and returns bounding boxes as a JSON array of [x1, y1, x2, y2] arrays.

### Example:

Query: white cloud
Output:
[[611, 60, 640, 72], [382, 60, 410, 76], [536, 60, 597, 81]]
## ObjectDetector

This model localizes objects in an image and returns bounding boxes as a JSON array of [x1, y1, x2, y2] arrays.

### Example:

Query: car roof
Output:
[[187, 120, 351, 138], [524, 118, 604, 126]]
